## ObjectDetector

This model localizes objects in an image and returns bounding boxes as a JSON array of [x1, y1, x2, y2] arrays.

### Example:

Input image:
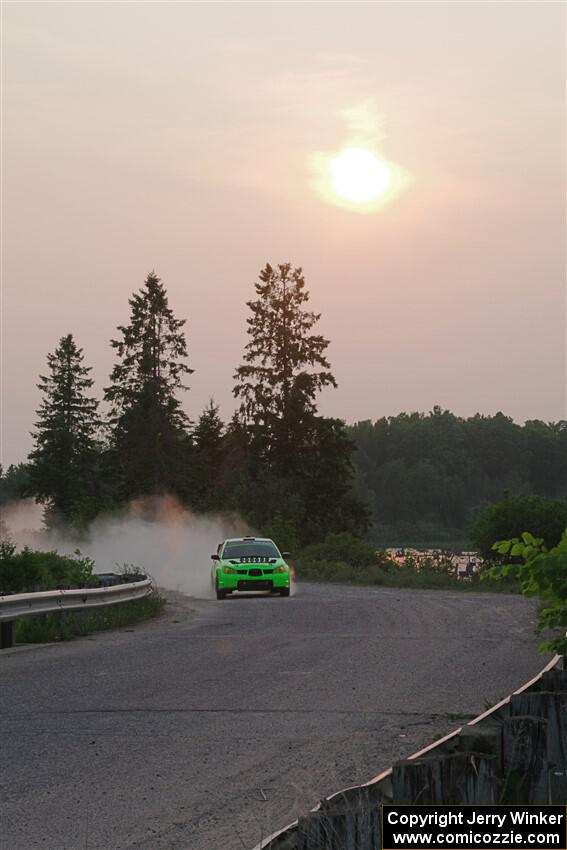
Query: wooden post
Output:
[[0, 620, 14, 649], [510, 691, 567, 770], [548, 768, 567, 804], [296, 814, 325, 850], [457, 722, 503, 760], [540, 670, 567, 692], [501, 715, 549, 803], [392, 752, 498, 804]]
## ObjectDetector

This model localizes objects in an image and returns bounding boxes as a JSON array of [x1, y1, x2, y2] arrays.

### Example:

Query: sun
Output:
[[310, 141, 411, 213], [329, 147, 392, 204]]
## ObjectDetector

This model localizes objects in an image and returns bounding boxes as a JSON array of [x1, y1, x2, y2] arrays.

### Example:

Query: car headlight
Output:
[[273, 564, 289, 573], [223, 565, 238, 574]]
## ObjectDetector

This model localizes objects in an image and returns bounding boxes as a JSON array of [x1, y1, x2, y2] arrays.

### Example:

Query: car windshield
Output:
[[222, 541, 280, 559]]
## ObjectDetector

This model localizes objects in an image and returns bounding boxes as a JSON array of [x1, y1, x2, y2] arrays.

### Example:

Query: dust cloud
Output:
[[1, 496, 254, 599]]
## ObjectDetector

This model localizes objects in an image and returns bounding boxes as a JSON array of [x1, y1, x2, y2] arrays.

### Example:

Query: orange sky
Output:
[[2, 1, 565, 465]]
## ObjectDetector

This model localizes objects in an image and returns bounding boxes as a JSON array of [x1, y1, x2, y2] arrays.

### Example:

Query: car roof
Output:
[[222, 537, 274, 544]]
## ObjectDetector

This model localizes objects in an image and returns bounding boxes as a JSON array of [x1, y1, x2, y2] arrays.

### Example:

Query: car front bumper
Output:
[[216, 569, 290, 592]]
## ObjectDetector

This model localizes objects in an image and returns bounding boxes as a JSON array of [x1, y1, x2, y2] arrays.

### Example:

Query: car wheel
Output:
[[279, 588, 290, 597], [216, 582, 227, 600]]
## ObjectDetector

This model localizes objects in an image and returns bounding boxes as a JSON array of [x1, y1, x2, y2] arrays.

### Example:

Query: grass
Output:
[[295, 559, 519, 593], [15, 592, 165, 643]]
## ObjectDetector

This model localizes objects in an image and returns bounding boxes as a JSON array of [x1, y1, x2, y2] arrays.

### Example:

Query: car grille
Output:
[[235, 556, 273, 564], [237, 579, 273, 591]]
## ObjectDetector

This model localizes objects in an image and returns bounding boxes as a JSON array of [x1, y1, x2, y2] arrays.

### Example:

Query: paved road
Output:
[[0, 582, 545, 850]]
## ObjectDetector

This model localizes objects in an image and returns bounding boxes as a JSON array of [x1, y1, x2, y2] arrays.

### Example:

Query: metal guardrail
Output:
[[252, 651, 564, 850], [0, 577, 154, 649]]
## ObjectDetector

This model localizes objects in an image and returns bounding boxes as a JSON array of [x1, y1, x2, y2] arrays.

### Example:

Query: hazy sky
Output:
[[2, 1, 565, 466]]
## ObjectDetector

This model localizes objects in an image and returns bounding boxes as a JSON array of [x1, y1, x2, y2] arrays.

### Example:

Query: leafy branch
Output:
[[484, 529, 567, 654]]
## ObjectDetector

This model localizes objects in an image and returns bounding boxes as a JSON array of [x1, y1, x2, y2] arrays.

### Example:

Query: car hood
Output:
[[221, 557, 287, 567]]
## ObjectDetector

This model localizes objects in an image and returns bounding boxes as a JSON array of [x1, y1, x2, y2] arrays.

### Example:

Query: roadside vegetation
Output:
[[485, 529, 567, 655], [9, 266, 367, 547], [0, 540, 164, 644], [350, 412, 567, 549], [15, 594, 165, 644], [292, 532, 517, 593], [1, 265, 565, 590], [469, 495, 567, 560], [0, 540, 95, 594]]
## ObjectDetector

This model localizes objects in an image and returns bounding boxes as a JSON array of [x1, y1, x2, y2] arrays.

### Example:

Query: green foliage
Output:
[[300, 531, 379, 569], [371, 521, 468, 551], [295, 537, 506, 592], [117, 562, 146, 579], [231, 262, 368, 543], [485, 529, 567, 654], [191, 399, 225, 512], [28, 334, 101, 528], [0, 542, 95, 594], [233, 262, 336, 436], [15, 592, 165, 643], [0, 463, 32, 504], [297, 559, 385, 586], [105, 272, 193, 500], [262, 513, 301, 556], [349, 410, 567, 544], [20, 264, 566, 556], [470, 495, 567, 560]]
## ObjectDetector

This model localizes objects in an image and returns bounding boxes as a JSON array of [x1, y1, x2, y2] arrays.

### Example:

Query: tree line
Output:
[[3, 266, 566, 553], [350, 409, 567, 546], [11, 266, 368, 545]]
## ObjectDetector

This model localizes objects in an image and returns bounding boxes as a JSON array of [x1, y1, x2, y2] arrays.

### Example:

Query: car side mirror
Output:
[[211, 554, 220, 561], [281, 551, 291, 558]]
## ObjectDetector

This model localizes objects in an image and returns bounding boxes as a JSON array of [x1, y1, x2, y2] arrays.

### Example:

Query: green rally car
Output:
[[211, 537, 291, 600]]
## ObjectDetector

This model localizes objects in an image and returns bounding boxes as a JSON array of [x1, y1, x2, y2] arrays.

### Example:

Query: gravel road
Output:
[[0, 582, 546, 850]]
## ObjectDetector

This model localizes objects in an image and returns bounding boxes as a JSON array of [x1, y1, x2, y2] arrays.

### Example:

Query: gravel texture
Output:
[[0, 581, 546, 850]]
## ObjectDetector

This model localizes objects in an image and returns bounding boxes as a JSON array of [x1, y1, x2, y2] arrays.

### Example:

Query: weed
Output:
[[15, 592, 165, 643]]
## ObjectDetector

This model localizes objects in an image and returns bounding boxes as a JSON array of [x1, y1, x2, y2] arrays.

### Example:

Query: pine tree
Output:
[[233, 262, 367, 541], [191, 399, 225, 511], [215, 412, 252, 510], [29, 334, 100, 526], [233, 262, 336, 467], [0, 463, 31, 505], [104, 272, 193, 499]]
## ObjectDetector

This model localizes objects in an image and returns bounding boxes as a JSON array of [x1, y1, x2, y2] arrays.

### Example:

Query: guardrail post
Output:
[[0, 620, 14, 649], [510, 691, 567, 771], [501, 715, 549, 803], [391, 752, 498, 804]]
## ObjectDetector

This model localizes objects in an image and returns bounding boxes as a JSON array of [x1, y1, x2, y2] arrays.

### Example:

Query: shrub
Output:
[[469, 496, 567, 561], [485, 529, 567, 654], [263, 513, 301, 556], [300, 531, 379, 569], [15, 593, 165, 643], [0, 543, 95, 594]]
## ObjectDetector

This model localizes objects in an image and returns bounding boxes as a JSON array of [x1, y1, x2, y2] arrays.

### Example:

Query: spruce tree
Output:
[[215, 412, 252, 510], [233, 262, 367, 541], [104, 272, 193, 499], [29, 334, 100, 526], [192, 399, 224, 511], [233, 262, 336, 467]]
